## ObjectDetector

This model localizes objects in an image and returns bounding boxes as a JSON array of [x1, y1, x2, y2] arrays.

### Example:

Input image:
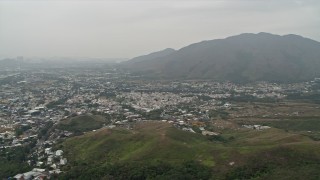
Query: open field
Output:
[[229, 101, 320, 119]]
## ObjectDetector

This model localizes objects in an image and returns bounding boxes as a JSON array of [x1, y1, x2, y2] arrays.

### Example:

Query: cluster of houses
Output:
[[14, 168, 49, 180], [242, 124, 271, 130], [117, 92, 197, 111], [13, 148, 67, 179]]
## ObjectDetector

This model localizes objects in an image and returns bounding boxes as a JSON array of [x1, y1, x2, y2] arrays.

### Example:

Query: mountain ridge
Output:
[[123, 32, 320, 82]]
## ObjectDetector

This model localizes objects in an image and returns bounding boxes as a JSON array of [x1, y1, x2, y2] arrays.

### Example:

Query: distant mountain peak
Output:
[[162, 48, 175, 51], [257, 32, 275, 35]]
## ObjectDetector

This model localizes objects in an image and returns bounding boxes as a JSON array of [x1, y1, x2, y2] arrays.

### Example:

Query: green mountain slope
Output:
[[59, 122, 320, 179], [124, 33, 320, 82], [124, 48, 176, 65]]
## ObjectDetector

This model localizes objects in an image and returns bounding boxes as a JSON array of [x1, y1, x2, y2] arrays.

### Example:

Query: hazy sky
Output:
[[1, 0, 320, 59]]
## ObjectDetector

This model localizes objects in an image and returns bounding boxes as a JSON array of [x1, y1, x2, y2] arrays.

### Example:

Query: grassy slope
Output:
[[61, 122, 320, 179], [237, 116, 320, 142], [57, 115, 108, 132], [63, 122, 218, 165]]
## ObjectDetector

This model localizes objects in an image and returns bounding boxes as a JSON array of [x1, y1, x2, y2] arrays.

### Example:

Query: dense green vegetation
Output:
[[226, 94, 277, 103], [286, 92, 320, 104], [46, 98, 68, 109], [57, 115, 109, 133], [60, 160, 212, 180], [226, 146, 320, 180], [60, 122, 320, 179], [15, 125, 31, 136], [0, 145, 34, 178], [38, 121, 54, 140], [143, 109, 163, 120], [208, 110, 229, 119], [261, 118, 320, 132]]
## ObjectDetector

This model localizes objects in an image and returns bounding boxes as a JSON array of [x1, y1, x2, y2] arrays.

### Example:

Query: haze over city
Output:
[[1, 0, 320, 58], [1, 1, 320, 179]]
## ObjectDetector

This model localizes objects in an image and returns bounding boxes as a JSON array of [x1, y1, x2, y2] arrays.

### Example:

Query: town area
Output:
[[1, 66, 320, 179]]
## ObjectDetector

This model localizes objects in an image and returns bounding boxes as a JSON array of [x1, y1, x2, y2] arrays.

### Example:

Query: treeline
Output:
[[226, 94, 277, 103], [0, 146, 33, 178], [286, 93, 320, 104], [46, 98, 68, 109]]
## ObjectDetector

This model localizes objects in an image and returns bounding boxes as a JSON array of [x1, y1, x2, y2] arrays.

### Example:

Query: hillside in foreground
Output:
[[59, 121, 320, 179], [123, 33, 320, 83]]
